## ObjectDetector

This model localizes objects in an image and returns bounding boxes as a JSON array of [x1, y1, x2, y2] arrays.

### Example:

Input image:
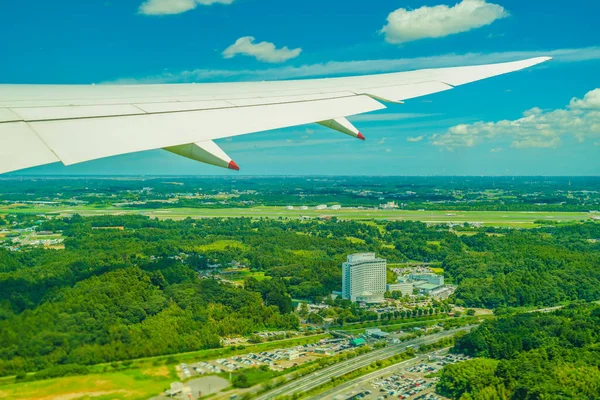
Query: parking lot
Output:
[[177, 338, 354, 380], [331, 351, 471, 400], [372, 375, 436, 399]]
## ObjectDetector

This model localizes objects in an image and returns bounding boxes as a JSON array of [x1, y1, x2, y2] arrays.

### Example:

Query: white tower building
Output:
[[342, 253, 386, 303]]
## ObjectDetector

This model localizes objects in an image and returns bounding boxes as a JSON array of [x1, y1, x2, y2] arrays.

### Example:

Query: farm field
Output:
[[0, 205, 591, 227], [0, 368, 174, 400]]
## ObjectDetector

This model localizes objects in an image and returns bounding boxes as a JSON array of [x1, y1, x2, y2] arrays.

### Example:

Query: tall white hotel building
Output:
[[342, 253, 387, 303]]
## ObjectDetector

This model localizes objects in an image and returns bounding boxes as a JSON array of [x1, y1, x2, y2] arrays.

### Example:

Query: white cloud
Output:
[[107, 47, 600, 84], [139, 0, 234, 15], [407, 135, 425, 142], [570, 88, 600, 110], [222, 36, 302, 63], [381, 0, 509, 44], [378, 137, 387, 145], [431, 88, 600, 150]]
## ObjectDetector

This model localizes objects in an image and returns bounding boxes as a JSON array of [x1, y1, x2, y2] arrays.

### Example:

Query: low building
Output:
[[285, 206, 294, 210], [409, 273, 444, 286], [314, 204, 328, 210], [429, 285, 455, 299], [350, 338, 366, 347], [414, 282, 443, 294], [329, 205, 342, 210], [387, 282, 414, 296], [286, 349, 299, 360], [365, 328, 389, 338], [166, 382, 185, 397]]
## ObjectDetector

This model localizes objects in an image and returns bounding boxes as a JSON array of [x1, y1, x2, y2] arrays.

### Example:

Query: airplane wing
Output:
[[0, 57, 550, 174]]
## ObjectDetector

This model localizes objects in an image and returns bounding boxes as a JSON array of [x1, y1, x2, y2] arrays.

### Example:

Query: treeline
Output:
[[0, 216, 314, 376], [438, 304, 600, 399], [0, 215, 394, 376], [1, 214, 599, 376], [0, 264, 298, 376], [444, 224, 600, 308]]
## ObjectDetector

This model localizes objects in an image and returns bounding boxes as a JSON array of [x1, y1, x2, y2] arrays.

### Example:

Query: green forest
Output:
[[1, 214, 599, 378], [446, 222, 600, 308], [438, 304, 600, 399]]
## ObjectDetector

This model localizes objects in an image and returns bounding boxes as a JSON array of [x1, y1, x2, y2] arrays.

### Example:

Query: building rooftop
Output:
[[414, 283, 442, 290], [346, 252, 386, 263]]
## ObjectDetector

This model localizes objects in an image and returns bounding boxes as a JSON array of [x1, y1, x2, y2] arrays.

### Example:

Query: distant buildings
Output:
[[342, 253, 386, 303], [292, 204, 342, 211], [379, 201, 399, 210]]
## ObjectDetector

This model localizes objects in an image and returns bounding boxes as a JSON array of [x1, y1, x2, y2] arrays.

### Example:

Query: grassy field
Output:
[[339, 318, 448, 335], [0, 204, 591, 227], [330, 314, 450, 332], [196, 239, 248, 252], [346, 236, 366, 244], [0, 334, 330, 400], [221, 269, 268, 284], [0, 368, 175, 400]]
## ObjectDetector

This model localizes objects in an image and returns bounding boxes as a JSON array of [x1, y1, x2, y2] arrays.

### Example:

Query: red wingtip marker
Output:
[[357, 132, 366, 141], [228, 160, 240, 171]]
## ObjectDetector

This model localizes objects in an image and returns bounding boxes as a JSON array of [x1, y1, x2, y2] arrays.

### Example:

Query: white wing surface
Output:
[[0, 57, 550, 174]]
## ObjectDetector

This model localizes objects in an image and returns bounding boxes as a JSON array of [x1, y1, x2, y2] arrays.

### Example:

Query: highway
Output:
[[313, 353, 434, 400], [255, 326, 473, 400]]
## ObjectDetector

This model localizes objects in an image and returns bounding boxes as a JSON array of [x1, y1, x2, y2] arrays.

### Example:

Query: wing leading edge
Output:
[[0, 57, 551, 174]]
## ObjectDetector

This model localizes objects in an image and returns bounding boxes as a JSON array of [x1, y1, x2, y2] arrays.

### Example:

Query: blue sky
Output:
[[1, 0, 599, 176]]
